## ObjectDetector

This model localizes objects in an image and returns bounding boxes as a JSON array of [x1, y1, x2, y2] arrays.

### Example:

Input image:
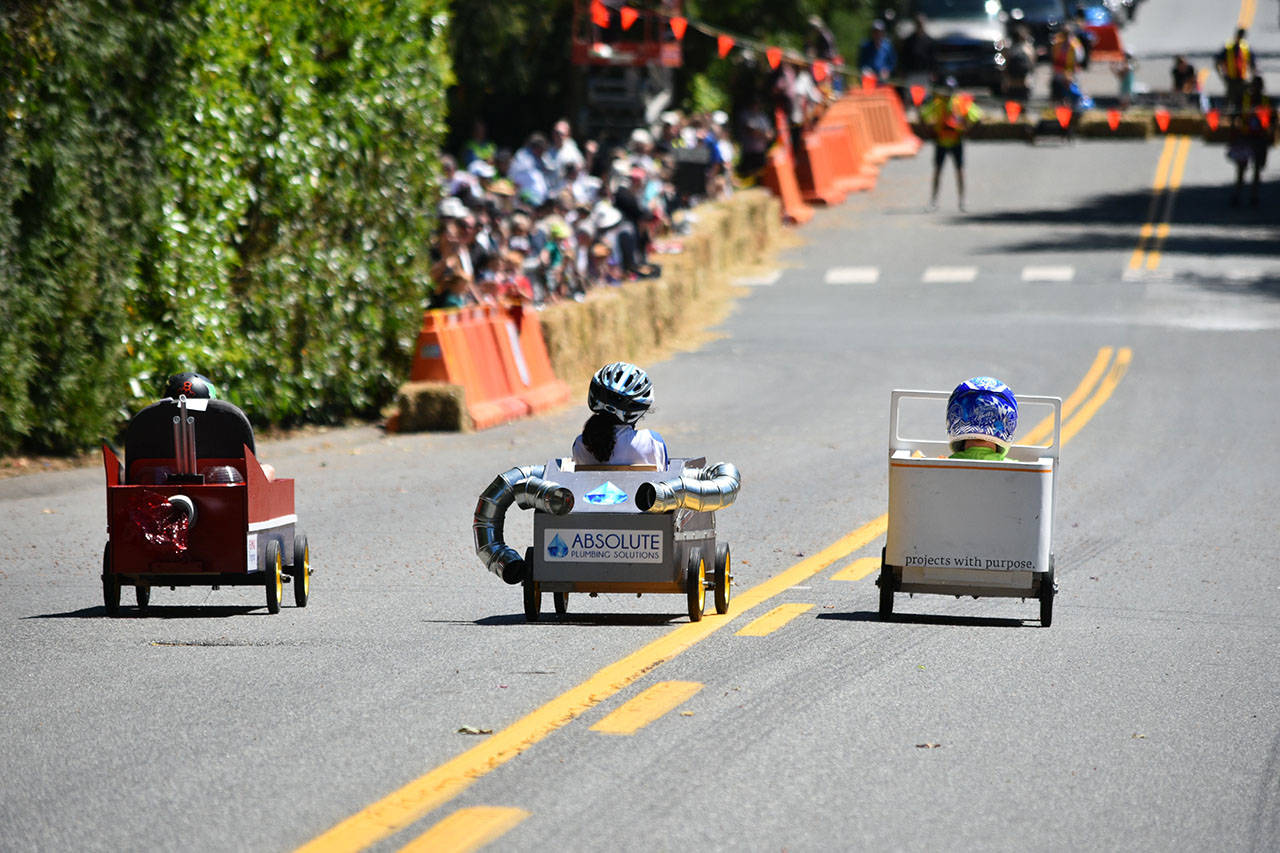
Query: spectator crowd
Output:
[[428, 113, 742, 309]]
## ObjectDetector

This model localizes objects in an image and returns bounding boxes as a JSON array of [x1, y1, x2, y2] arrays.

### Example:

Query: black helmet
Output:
[[588, 362, 653, 424], [163, 372, 217, 400]]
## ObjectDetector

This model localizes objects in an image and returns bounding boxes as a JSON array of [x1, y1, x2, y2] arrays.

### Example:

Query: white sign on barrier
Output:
[[544, 529, 664, 563]]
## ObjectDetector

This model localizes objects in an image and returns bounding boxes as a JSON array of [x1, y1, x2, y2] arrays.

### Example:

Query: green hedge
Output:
[[0, 0, 449, 453]]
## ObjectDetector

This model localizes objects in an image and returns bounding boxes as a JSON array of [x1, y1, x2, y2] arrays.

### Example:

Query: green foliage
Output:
[[1, 0, 450, 453]]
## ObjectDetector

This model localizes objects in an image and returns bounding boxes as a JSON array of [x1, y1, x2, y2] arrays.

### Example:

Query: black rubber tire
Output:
[[553, 591, 569, 615], [102, 543, 120, 617], [1039, 557, 1055, 628], [292, 532, 310, 608], [877, 549, 894, 619], [264, 539, 282, 615], [523, 579, 541, 622], [686, 549, 706, 623], [135, 584, 150, 613], [713, 542, 731, 615]]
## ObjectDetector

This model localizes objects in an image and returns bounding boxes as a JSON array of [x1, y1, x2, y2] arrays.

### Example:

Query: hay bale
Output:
[[395, 381, 470, 432]]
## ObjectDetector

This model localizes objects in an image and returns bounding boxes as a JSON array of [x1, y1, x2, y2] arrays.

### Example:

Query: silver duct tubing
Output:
[[474, 465, 574, 584], [635, 462, 742, 513]]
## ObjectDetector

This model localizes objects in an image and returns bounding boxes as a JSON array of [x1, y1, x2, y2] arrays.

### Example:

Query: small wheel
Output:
[[713, 543, 731, 615], [292, 532, 310, 608], [102, 543, 120, 617], [553, 591, 569, 615], [523, 579, 542, 622], [877, 548, 894, 619], [264, 539, 282, 614], [135, 584, 150, 613], [686, 550, 706, 623], [1039, 557, 1056, 628]]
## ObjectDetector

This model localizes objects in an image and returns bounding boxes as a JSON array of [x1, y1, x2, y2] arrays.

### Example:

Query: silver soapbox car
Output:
[[473, 457, 740, 622], [877, 389, 1062, 626]]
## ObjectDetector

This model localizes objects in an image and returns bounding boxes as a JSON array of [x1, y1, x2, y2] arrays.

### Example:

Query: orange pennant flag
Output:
[[910, 84, 926, 106], [1154, 107, 1170, 132], [813, 60, 829, 82], [1206, 109, 1220, 130], [1106, 109, 1121, 130], [717, 34, 734, 58], [956, 93, 974, 113], [1055, 104, 1073, 129], [619, 5, 638, 30], [861, 73, 876, 91], [766, 46, 782, 69], [590, 0, 609, 28], [1004, 100, 1022, 121], [669, 16, 687, 40]]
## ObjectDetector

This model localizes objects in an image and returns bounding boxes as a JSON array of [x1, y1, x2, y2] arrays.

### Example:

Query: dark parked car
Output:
[[909, 0, 1008, 94]]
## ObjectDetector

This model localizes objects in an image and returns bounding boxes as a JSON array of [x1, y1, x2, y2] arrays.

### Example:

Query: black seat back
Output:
[[125, 399, 255, 476]]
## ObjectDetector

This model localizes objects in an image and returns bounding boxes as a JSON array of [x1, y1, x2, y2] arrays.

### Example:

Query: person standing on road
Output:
[[1216, 28, 1256, 113], [1050, 27, 1084, 103], [1228, 77, 1275, 206], [920, 78, 982, 211]]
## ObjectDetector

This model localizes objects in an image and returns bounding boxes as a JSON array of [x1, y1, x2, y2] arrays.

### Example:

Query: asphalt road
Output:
[[2, 4, 1278, 852]]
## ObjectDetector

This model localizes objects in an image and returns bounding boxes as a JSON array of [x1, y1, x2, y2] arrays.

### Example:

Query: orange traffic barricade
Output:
[[761, 146, 814, 224], [409, 308, 529, 430], [795, 130, 848, 206], [814, 124, 876, 193], [502, 304, 571, 414]]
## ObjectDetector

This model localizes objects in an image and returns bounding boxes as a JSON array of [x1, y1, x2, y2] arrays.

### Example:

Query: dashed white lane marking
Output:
[[1021, 265, 1075, 282], [734, 270, 781, 287], [922, 266, 978, 283], [824, 266, 880, 285]]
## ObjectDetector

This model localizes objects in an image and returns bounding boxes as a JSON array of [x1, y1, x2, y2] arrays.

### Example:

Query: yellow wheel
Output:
[[292, 532, 310, 608], [686, 551, 705, 622], [265, 540, 282, 614]]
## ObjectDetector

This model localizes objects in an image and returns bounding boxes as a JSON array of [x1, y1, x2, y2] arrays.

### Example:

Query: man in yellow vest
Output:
[[1050, 27, 1084, 103], [1216, 28, 1256, 113], [920, 77, 982, 211], [1229, 76, 1275, 206]]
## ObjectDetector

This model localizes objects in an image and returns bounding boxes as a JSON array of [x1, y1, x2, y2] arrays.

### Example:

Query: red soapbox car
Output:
[[101, 395, 309, 615]]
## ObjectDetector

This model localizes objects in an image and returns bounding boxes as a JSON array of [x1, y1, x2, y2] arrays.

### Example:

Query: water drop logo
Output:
[[548, 534, 569, 558], [584, 481, 628, 505]]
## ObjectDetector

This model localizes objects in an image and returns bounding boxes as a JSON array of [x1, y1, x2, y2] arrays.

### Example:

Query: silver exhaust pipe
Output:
[[635, 462, 741, 513], [474, 465, 574, 583]]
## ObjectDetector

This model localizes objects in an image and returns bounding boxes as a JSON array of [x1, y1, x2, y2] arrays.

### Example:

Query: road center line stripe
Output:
[[831, 556, 881, 581], [1130, 136, 1177, 270], [1061, 348, 1131, 444], [1146, 137, 1192, 271], [299, 348, 1132, 853], [396, 807, 529, 853], [589, 681, 703, 735], [1022, 346, 1113, 446], [736, 603, 815, 637]]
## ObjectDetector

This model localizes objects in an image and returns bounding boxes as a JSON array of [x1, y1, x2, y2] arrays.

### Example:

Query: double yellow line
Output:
[[1129, 135, 1191, 272], [299, 346, 1132, 853]]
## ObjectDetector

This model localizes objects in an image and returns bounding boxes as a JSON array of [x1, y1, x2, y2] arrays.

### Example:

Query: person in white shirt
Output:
[[572, 362, 668, 468]]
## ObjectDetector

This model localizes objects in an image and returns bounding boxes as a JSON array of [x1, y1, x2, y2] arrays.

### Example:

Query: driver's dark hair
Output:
[[581, 412, 621, 462]]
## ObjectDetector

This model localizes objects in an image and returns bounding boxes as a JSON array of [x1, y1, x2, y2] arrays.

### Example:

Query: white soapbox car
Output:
[[877, 389, 1062, 626]]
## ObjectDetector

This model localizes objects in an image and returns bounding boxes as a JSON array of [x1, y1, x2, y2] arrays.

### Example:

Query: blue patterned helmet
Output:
[[947, 377, 1018, 450], [588, 362, 653, 424]]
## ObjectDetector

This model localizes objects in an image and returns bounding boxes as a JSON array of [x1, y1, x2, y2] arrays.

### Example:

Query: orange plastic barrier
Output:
[[813, 125, 875, 194], [817, 102, 882, 185], [409, 308, 530, 429], [504, 304, 571, 413], [1085, 24, 1124, 63], [794, 130, 848, 206], [761, 146, 814, 224], [856, 89, 922, 159]]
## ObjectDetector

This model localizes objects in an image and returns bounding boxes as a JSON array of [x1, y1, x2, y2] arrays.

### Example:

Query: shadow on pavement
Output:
[[459, 612, 682, 627], [27, 604, 265, 619], [818, 610, 1032, 628]]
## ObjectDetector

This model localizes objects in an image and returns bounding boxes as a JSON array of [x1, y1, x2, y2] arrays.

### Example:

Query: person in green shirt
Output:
[[946, 377, 1018, 461], [920, 77, 983, 211]]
